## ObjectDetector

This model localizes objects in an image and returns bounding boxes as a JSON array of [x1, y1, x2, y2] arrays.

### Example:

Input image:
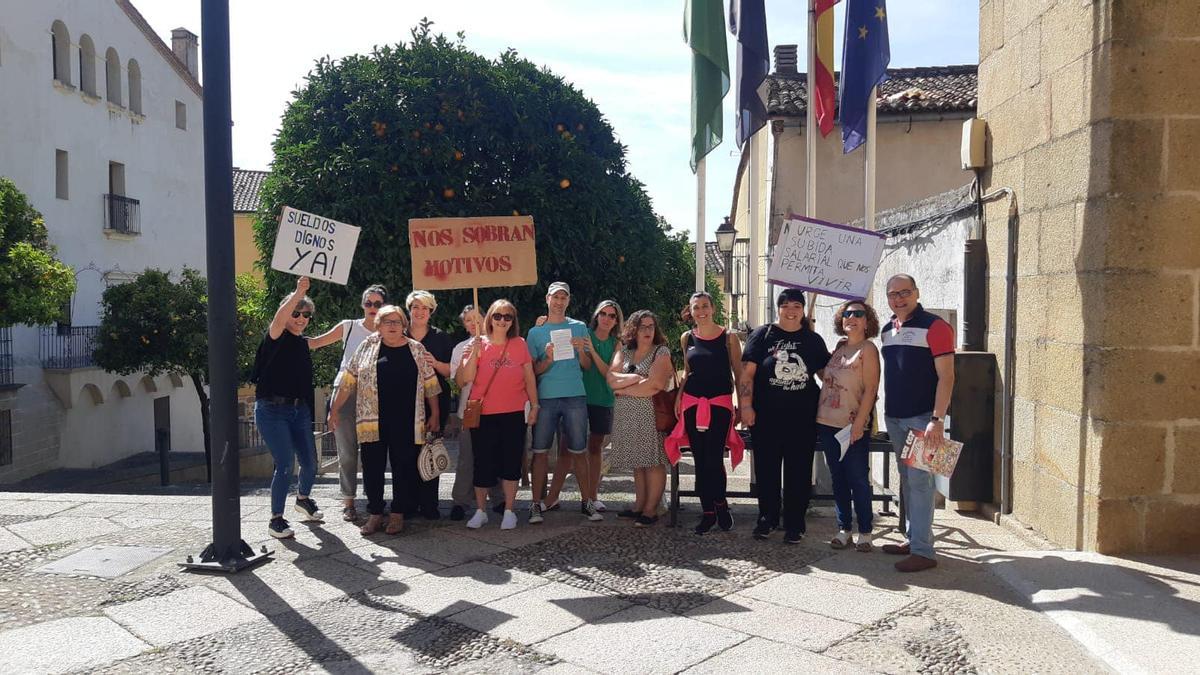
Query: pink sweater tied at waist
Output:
[[663, 392, 745, 469]]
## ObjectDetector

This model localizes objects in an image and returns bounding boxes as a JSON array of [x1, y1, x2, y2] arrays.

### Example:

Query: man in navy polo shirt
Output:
[[880, 274, 956, 572]]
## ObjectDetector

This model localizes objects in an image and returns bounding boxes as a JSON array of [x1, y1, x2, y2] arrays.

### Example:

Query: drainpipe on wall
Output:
[[979, 186, 1018, 514]]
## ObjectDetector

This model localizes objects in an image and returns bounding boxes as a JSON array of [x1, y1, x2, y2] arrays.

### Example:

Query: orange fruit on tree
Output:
[[559, 178, 571, 189], [443, 187, 456, 199]]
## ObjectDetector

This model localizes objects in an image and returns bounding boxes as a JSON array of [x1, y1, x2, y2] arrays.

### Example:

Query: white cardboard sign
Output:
[[767, 215, 886, 300], [269, 206, 361, 285]]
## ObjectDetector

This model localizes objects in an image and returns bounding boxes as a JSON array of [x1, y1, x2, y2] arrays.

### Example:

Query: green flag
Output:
[[684, 0, 730, 172]]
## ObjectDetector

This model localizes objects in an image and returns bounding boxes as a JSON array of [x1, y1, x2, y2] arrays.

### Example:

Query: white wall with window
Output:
[[0, 1, 207, 481]]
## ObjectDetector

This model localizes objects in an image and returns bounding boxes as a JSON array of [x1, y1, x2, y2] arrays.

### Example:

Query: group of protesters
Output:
[[251, 272, 954, 573]]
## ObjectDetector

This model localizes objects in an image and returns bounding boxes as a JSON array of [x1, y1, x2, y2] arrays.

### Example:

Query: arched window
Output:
[[127, 59, 142, 114], [105, 47, 121, 105], [51, 21, 71, 85], [78, 34, 97, 96]]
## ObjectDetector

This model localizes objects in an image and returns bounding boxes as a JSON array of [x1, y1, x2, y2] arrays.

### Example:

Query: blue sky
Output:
[[133, 1, 978, 240]]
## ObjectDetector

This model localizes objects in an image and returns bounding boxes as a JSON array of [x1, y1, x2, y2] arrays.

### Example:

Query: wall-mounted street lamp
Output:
[[715, 216, 737, 327]]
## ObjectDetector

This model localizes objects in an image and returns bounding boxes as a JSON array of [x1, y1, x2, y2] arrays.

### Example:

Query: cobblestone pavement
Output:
[[0, 473, 1126, 674]]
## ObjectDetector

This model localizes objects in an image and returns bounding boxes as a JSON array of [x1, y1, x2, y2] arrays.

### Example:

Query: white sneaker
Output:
[[583, 500, 604, 522], [592, 499, 608, 512], [466, 509, 488, 529], [528, 502, 544, 524], [501, 510, 518, 530]]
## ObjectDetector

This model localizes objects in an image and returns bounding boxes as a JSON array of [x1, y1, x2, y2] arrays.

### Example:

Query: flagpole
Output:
[[805, 0, 818, 315], [748, 132, 761, 326], [696, 156, 706, 292], [865, 85, 878, 231]]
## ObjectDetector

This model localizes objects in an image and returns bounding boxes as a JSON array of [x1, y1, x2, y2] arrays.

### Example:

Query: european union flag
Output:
[[840, 0, 891, 154]]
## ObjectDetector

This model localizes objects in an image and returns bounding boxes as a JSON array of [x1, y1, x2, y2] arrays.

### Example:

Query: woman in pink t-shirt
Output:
[[454, 299, 539, 530]]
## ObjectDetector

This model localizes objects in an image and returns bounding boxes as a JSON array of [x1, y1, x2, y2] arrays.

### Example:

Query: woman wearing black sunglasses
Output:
[[817, 300, 881, 552], [738, 288, 831, 544], [310, 284, 388, 522]]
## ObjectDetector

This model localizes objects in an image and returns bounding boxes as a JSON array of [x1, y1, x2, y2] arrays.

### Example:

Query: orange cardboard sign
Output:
[[408, 216, 538, 290]]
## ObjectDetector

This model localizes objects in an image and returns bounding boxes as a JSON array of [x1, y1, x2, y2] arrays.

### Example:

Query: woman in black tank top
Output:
[[677, 292, 743, 535]]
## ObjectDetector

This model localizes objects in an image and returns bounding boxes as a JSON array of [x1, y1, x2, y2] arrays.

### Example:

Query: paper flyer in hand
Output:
[[835, 425, 853, 460], [549, 328, 574, 361], [901, 430, 964, 478]]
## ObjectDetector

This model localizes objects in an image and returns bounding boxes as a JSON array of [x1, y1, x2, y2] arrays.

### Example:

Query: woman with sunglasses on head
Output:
[[738, 288, 831, 544], [456, 300, 539, 530], [664, 292, 745, 535], [405, 290, 454, 520], [816, 300, 881, 552], [308, 284, 388, 522], [251, 276, 324, 540], [607, 310, 674, 526], [328, 304, 441, 536]]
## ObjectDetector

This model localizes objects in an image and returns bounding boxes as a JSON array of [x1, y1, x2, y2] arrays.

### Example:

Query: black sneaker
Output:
[[293, 498, 323, 522], [752, 521, 773, 540], [420, 506, 441, 521], [617, 509, 640, 519], [715, 502, 733, 531], [269, 517, 294, 539], [450, 505, 466, 521], [694, 512, 717, 535], [784, 530, 805, 545], [634, 514, 659, 527]]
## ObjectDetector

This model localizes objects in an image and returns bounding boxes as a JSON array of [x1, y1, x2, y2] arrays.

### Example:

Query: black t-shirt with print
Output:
[[741, 324, 831, 413]]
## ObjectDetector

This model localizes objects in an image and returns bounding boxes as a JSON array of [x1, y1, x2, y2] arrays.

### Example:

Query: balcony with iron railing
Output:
[[40, 325, 100, 369], [104, 194, 141, 236]]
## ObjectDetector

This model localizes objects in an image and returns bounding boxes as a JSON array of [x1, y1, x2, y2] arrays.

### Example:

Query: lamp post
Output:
[[715, 217, 737, 328]]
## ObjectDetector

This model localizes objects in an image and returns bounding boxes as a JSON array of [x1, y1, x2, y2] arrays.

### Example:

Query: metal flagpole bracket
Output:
[[180, 540, 272, 573]]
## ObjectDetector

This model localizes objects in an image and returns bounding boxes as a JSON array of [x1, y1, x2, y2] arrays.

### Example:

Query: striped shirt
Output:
[[880, 305, 955, 418]]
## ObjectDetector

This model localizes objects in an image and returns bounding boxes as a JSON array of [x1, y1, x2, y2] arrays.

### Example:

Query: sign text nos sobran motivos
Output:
[[767, 216, 886, 300], [408, 216, 538, 290], [269, 206, 362, 285]]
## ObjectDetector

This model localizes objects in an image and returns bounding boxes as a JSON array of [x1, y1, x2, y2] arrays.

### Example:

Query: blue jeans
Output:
[[255, 400, 317, 516], [885, 413, 935, 559], [531, 396, 588, 453], [817, 423, 873, 534]]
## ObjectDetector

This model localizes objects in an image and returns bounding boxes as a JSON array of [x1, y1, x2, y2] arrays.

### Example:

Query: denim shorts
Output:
[[532, 396, 588, 453]]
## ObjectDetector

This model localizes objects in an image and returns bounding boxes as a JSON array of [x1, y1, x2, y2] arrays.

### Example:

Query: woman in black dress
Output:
[[405, 290, 453, 519]]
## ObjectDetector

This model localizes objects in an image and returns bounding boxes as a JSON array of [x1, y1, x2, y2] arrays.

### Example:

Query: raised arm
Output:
[[269, 276, 310, 339], [307, 320, 346, 350]]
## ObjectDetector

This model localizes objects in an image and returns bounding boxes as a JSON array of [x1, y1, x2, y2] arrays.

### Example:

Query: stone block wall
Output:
[[979, 0, 1200, 552]]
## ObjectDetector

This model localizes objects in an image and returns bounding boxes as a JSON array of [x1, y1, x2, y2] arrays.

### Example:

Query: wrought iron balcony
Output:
[[40, 325, 99, 369], [104, 194, 141, 235]]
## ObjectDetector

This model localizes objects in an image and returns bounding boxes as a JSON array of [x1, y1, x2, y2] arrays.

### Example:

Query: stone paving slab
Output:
[[103, 585, 264, 646], [7, 516, 126, 546], [376, 528, 510, 567], [0, 616, 148, 673], [537, 604, 747, 674], [742, 570, 913, 624], [684, 636, 874, 674], [36, 544, 172, 578], [450, 580, 632, 645], [372, 561, 550, 618], [203, 553, 385, 616], [0, 526, 30, 554], [332, 541, 445, 581], [0, 500, 75, 517], [685, 592, 862, 651]]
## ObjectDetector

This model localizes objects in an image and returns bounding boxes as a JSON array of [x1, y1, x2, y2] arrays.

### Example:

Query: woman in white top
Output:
[[308, 284, 387, 521]]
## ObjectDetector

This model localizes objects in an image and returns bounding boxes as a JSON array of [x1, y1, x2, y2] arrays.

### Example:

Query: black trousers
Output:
[[361, 435, 419, 516], [471, 411, 526, 488], [685, 406, 732, 512], [751, 413, 815, 533]]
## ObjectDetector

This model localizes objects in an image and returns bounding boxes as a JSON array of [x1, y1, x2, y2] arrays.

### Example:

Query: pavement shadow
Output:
[[975, 552, 1200, 637]]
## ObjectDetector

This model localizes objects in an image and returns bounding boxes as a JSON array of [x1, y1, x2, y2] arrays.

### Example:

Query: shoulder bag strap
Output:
[[473, 339, 511, 403]]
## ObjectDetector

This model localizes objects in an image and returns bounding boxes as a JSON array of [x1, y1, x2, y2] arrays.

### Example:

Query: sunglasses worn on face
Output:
[[292, 311, 313, 319], [492, 313, 514, 322], [886, 289, 914, 300], [363, 300, 383, 308], [380, 319, 405, 328], [842, 309, 866, 318]]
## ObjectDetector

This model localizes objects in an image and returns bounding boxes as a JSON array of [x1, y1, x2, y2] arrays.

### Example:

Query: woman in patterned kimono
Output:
[[607, 310, 675, 526]]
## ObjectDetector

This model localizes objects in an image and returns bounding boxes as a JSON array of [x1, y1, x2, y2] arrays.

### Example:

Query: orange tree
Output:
[[254, 21, 718, 356], [0, 178, 75, 327]]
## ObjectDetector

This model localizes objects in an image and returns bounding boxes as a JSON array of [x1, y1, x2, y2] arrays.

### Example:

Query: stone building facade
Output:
[[979, 0, 1200, 552]]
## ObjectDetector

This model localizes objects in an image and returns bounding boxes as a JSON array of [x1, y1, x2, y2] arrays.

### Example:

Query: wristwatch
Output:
[[930, 415, 943, 424]]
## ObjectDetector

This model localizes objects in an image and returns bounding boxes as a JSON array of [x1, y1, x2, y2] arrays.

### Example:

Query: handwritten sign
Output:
[[767, 216, 886, 300], [409, 216, 538, 290], [270, 206, 361, 285]]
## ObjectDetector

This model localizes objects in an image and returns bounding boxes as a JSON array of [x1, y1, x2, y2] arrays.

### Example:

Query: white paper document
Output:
[[835, 425, 854, 460], [549, 329, 574, 361]]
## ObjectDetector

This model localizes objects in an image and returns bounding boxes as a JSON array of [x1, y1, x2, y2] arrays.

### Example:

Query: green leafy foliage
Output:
[[0, 178, 75, 327], [253, 22, 716, 362]]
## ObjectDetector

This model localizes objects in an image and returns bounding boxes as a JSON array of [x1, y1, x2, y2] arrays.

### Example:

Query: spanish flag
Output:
[[814, 0, 840, 137]]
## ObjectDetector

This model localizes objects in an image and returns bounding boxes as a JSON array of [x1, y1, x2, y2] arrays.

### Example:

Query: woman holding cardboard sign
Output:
[[455, 300, 539, 530], [328, 304, 441, 536]]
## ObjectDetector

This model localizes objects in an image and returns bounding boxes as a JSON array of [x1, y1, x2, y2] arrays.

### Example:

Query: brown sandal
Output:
[[360, 514, 382, 536], [385, 514, 404, 535]]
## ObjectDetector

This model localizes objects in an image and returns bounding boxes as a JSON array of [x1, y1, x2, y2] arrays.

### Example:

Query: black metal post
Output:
[[182, 0, 270, 573]]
